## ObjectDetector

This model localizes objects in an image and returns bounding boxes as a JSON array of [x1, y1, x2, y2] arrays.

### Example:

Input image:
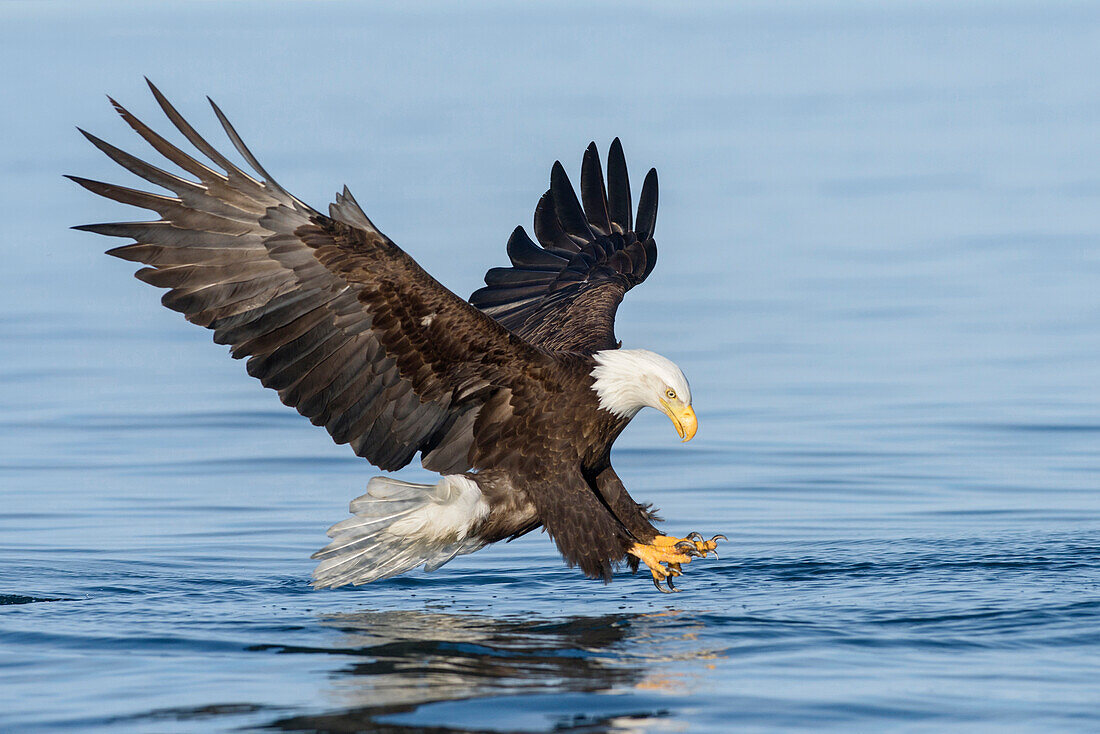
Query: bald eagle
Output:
[[70, 82, 724, 593]]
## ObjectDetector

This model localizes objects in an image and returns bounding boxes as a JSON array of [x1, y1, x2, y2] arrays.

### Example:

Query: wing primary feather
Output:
[[580, 143, 612, 235], [65, 177, 257, 236], [75, 128, 259, 221], [641, 238, 658, 279], [77, 128, 203, 197], [73, 221, 258, 249], [505, 226, 566, 270], [108, 96, 221, 182], [144, 78, 264, 188], [104, 244, 258, 266], [206, 96, 307, 208], [635, 168, 659, 241], [606, 138, 632, 232], [549, 161, 595, 241], [484, 267, 555, 287], [532, 192, 581, 255], [65, 175, 176, 213]]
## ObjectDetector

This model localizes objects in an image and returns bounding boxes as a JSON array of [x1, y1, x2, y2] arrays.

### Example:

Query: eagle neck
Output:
[[588, 349, 652, 419]]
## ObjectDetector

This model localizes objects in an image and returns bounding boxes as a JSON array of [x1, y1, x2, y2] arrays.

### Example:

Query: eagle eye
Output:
[[665, 389, 677, 399]]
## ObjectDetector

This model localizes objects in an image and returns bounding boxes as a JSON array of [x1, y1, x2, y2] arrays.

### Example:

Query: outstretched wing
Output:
[[469, 139, 658, 354], [70, 81, 551, 472]]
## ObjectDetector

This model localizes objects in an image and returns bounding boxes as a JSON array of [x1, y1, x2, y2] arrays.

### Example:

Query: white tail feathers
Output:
[[311, 475, 489, 588]]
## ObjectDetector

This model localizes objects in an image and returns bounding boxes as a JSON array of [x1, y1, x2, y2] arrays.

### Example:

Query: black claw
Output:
[[710, 534, 728, 543], [653, 575, 673, 593], [687, 532, 704, 542], [711, 548, 720, 560], [675, 540, 705, 558], [666, 575, 681, 592]]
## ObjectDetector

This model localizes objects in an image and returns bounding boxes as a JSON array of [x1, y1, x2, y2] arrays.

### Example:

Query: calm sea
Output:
[[2, 1, 1099, 731]]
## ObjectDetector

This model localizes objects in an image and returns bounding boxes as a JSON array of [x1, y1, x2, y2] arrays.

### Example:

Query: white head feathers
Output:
[[590, 349, 692, 419]]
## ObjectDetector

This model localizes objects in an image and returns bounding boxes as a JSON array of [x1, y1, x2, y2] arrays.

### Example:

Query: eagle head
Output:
[[590, 349, 697, 441]]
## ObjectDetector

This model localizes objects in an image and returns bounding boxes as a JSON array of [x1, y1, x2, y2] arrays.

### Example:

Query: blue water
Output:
[[3, 1, 1100, 731]]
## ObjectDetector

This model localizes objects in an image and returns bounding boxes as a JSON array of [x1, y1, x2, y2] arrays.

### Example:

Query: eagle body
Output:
[[310, 350, 657, 583], [72, 82, 720, 593]]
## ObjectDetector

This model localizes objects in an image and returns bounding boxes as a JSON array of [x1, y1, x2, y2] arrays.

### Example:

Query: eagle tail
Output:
[[310, 475, 489, 588]]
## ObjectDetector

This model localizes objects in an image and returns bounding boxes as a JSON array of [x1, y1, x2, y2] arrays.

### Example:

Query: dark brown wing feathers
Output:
[[71, 81, 544, 474], [72, 83, 657, 580], [469, 139, 658, 354], [605, 138, 633, 234], [580, 143, 612, 235]]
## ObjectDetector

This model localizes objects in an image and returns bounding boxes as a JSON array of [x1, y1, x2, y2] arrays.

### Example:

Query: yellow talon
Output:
[[630, 532, 725, 593], [652, 533, 723, 557]]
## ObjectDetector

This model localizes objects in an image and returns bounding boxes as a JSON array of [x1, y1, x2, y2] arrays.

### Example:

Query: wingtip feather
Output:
[[605, 138, 632, 231], [635, 167, 659, 239], [580, 142, 611, 234]]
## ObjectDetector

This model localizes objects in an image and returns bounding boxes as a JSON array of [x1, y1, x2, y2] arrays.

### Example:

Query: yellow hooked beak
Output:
[[660, 400, 698, 442]]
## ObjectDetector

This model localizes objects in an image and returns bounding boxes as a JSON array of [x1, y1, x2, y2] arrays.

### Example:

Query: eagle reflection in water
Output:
[[262, 608, 724, 733]]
